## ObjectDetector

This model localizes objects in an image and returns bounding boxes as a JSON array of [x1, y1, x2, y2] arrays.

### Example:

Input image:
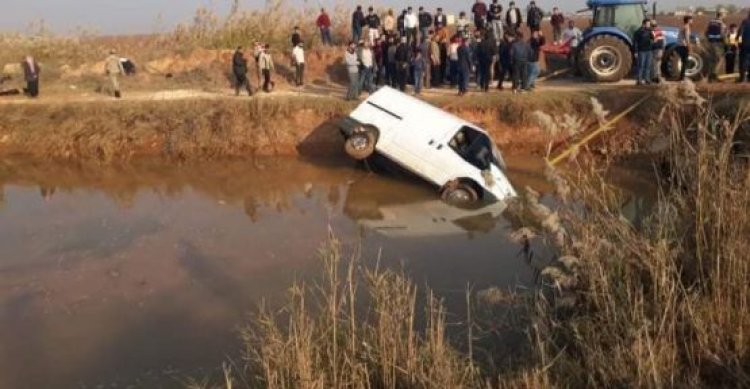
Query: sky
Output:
[[0, 0, 743, 35]]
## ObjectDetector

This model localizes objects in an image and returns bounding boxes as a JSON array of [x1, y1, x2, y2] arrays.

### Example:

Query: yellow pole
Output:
[[547, 94, 651, 166]]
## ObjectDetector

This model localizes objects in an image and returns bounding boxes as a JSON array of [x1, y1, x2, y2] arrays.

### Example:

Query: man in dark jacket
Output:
[[506, 2, 523, 34], [633, 19, 654, 85], [397, 10, 407, 38], [471, 0, 488, 31], [291, 26, 302, 47], [739, 10, 750, 82], [232, 47, 253, 96], [476, 32, 498, 92], [418, 7, 433, 42], [510, 32, 531, 92], [434, 8, 448, 29], [527, 1, 544, 32], [394, 37, 411, 91], [496, 34, 513, 90], [21, 56, 40, 98], [365, 7, 381, 45], [457, 39, 473, 95], [352, 6, 365, 43]]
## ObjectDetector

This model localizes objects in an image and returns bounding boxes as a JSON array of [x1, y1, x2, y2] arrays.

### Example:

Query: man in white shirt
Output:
[[291, 42, 305, 87], [358, 42, 375, 94], [405, 7, 419, 46], [562, 20, 583, 70]]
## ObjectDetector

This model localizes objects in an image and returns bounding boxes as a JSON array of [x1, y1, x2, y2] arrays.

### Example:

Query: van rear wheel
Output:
[[344, 131, 376, 160], [441, 182, 479, 206]]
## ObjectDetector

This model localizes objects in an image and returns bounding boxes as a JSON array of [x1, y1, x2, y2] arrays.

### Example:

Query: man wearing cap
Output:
[[705, 8, 727, 82], [105, 49, 125, 98]]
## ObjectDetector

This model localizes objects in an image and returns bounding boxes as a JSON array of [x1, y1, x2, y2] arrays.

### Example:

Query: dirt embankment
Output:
[[0, 90, 612, 162]]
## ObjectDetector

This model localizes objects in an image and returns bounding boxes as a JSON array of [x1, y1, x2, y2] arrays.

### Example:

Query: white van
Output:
[[339, 87, 516, 205]]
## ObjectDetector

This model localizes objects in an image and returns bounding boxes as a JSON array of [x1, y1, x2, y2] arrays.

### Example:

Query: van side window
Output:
[[448, 126, 497, 171]]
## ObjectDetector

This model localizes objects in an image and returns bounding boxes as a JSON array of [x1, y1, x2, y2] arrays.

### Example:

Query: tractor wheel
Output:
[[344, 130, 377, 160], [664, 48, 704, 81], [579, 35, 632, 82]]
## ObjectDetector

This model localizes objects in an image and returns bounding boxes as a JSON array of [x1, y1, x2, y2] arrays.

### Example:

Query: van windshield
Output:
[[449, 126, 500, 171]]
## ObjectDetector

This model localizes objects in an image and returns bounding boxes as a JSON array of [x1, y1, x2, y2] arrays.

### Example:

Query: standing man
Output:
[[527, 30, 546, 90], [358, 42, 375, 94], [739, 11, 750, 82], [651, 21, 665, 83], [292, 42, 305, 87], [725, 24, 740, 75], [526, 1, 544, 33], [435, 23, 450, 85], [418, 7, 433, 42], [352, 6, 365, 43], [105, 49, 125, 99], [398, 10, 407, 38], [634, 19, 654, 86], [472, 0, 488, 31], [412, 50, 426, 95], [232, 46, 253, 96], [476, 31, 497, 92], [676, 16, 693, 81], [345, 42, 360, 100], [316, 9, 333, 46], [259, 44, 275, 92], [562, 20, 583, 70], [457, 39, 473, 96], [510, 31, 531, 93], [420, 35, 433, 89], [404, 8, 419, 46], [489, 0, 504, 42], [365, 7, 381, 46], [434, 8, 448, 31], [387, 36, 399, 87], [383, 9, 396, 36], [430, 34, 442, 87], [496, 33, 513, 90], [21, 55, 40, 98], [705, 8, 727, 82], [551, 8, 565, 44], [456, 12, 471, 39], [506, 2, 523, 35], [395, 37, 411, 91], [291, 26, 302, 48]]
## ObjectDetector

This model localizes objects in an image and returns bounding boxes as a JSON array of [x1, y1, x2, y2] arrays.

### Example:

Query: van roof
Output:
[[364, 87, 484, 133]]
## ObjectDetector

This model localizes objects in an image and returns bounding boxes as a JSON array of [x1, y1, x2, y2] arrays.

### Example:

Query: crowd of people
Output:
[[339, 0, 565, 99]]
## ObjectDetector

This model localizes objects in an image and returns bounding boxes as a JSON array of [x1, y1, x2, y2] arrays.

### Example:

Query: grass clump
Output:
[[510, 83, 750, 387], [240, 237, 481, 388]]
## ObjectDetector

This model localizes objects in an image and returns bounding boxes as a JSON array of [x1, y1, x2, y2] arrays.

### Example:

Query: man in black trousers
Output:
[[232, 46, 253, 96], [22, 56, 40, 98]]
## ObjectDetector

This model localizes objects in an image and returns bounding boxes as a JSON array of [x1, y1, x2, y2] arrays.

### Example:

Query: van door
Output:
[[388, 118, 450, 185]]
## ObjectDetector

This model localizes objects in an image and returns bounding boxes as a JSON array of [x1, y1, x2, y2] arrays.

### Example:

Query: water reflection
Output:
[[0, 155, 648, 388]]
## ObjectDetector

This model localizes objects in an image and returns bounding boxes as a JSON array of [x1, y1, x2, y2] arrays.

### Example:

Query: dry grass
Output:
[[0, 96, 352, 161], [509, 83, 750, 387], [237, 236, 482, 389]]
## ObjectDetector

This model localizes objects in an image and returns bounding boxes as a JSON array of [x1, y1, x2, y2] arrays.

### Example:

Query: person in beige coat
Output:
[[105, 49, 125, 98]]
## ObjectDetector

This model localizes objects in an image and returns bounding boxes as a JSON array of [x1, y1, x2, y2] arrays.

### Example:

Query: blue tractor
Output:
[[579, 0, 703, 82]]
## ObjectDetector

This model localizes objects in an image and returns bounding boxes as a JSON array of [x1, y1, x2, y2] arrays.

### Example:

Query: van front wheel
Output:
[[344, 131, 376, 160], [441, 182, 479, 206]]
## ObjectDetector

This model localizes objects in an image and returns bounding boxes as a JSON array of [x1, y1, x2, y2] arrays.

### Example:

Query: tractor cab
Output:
[[589, 0, 647, 37]]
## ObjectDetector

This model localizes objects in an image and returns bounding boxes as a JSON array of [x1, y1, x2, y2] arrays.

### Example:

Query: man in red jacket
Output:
[[316, 8, 333, 46]]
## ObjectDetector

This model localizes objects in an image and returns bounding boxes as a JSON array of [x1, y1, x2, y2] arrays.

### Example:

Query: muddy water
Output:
[[0, 156, 643, 389]]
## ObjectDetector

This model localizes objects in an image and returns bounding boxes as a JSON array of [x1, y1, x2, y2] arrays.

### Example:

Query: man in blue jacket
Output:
[[633, 19, 654, 85]]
